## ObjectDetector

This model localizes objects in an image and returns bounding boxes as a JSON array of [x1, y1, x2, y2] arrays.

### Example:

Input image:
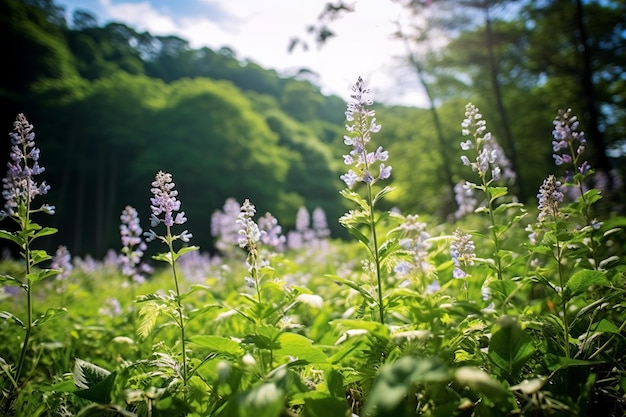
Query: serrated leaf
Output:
[[566, 270, 610, 297], [340, 189, 370, 211], [189, 335, 244, 356], [74, 371, 117, 404], [137, 301, 164, 339], [73, 359, 111, 390]]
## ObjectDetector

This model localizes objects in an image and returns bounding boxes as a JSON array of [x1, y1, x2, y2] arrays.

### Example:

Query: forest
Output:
[[1, 0, 623, 257]]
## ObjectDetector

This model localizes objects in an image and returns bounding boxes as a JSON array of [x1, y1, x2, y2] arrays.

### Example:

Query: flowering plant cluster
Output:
[[0, 82, 624, 417]]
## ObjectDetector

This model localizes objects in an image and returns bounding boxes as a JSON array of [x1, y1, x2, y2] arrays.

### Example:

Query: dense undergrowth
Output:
[[1, 78, 625, 416]]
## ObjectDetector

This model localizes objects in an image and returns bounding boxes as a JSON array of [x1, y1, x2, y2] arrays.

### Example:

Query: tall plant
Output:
[[337, 77, 396, 324], [0, 114, 63, 413]]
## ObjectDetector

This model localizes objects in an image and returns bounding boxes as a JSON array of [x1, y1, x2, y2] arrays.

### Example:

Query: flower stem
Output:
[[366, 184, 384, 324], [167, 227, 187, 388], [554, 236, 570, 359]]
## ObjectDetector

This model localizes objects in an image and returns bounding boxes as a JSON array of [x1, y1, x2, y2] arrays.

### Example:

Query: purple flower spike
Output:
[[149, 171, 186, 228], [552, 108, 590, 179], [2, 114, 52, 216], [341, 77, 391, 189]]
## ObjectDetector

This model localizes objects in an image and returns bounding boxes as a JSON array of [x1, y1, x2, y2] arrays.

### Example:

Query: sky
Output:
[[57, 0, 429, 107]]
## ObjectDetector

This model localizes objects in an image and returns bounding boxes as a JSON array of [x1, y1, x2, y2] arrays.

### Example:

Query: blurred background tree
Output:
[[1, 0, 624, 258]]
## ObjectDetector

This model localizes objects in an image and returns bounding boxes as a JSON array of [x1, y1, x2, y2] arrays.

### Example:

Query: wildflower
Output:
[[397, 214, 432, 274], [454, 181, 478, 219], [51, 245, 72, 281], [312, 207, 331, 238], [120, 205, 150, 284], [1, 113, 54, 217], [425, 280, 440, 294], [460, 103, 515, 185], [537, 175, 563, 222], [394, 260, 412, 276], [211, 198, 242, 253], [450, 228, 475, 278], [340, 77, 390, 188], [99, 297, 122, 317], [237, 199, 261, 251], [552, 108, 589, 181], [146, 171, 192, 243], [257, 212, 286, 251]]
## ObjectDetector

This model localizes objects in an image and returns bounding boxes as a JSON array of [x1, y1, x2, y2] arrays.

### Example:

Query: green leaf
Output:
[[172, 245, 200, 262], [0, 274, 21, 287], [302, 396, 349, 417], [73, 358, 111, 390], [488, 186, 508, 201], [372, 186, 395, 206], [27, 268, 61, 284], [74, 371, 117, 404], [593, 318, 620, 334], [33, 307, 67, 327], [30, 249, 51, 265], [544, 354, 601, 372], [341, 225, 370, 247], [488, 316, 535, 379], [493, 202, 524, 215], [274, 333, 328, 364], [455, 366, 509, 400], [326, 275, 375, 304], [32, 227, 57, 239], [0, 230, 21, 246], [187, 304, 222, 321], [377, 239, 399, 263], [237, 381, 285, 417], [364, 356, 450, 416], [340, 189, 370, 211], [566, 270, 610, 297], [189, 335, 244, 356], [137, 301, 164, 339], [73, 359, 117, 404], [0, 311, 25, 328], [152, 252, 173, 265], [331, 319, 390, 342]]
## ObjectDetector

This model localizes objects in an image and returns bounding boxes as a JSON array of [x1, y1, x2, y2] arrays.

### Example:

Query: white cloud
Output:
[[95, 0, 426, 106]]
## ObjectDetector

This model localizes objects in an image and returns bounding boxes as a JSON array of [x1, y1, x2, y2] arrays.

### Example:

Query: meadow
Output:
[[1, 77, 625, 416]]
